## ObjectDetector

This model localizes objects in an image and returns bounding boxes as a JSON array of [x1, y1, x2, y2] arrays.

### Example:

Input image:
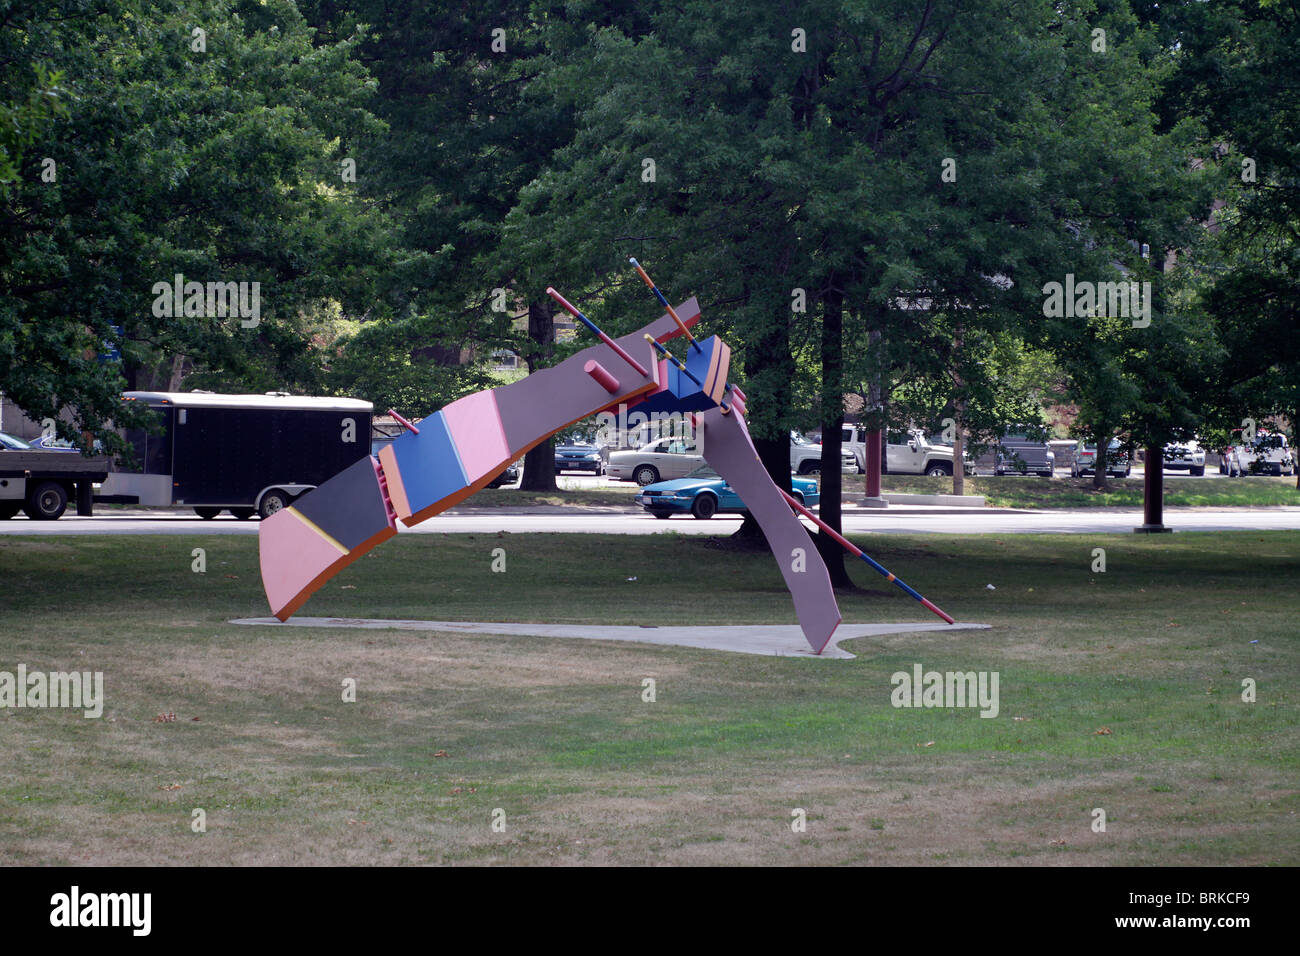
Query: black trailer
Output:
[[98, 392, 374, 519]]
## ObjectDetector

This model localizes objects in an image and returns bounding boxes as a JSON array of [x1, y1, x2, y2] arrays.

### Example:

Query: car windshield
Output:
[[0, 432, 31, 450], [790, 431, 811, 445], [685, 464, 721, 479]]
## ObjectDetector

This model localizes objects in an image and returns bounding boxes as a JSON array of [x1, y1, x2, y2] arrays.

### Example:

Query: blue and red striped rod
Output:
[[780, 489, 956, 625], [629, 258, 700, 351], [546, 287, 651, 379]]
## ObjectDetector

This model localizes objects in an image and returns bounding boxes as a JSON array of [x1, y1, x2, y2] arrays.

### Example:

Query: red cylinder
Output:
[[584, 360, 620, 393]]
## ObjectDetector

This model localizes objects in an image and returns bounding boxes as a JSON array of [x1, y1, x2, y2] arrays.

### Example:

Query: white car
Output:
[[1226, 433, 1295, 477], [839, 425, 973, 476], [607, 437, 705, 485], [792, 432, 858, 475], [1162, 439, 1205, 476]]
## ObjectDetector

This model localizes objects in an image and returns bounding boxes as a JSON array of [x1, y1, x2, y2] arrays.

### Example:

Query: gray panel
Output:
[[290, 456, 391, 552], [699, 406, 842, 654], [495, 299, 700, 455]]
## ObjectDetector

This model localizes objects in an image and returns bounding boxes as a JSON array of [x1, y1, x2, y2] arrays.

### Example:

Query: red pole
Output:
[[780, 489, 955, 625], [865, 428, 883, 498]]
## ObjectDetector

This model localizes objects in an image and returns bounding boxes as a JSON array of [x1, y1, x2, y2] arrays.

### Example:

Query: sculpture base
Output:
[[231, 617, 991, 659]]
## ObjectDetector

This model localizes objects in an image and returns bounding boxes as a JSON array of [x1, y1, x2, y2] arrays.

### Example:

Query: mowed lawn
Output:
[[0, 530, 1297, 865]]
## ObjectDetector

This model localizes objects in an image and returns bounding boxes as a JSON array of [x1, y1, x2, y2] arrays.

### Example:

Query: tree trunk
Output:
[[1142, 444, 1165, 528], [1092, 429, 1109, 491], [815, 281, 852, 587], [518, 297, 557, 492], [167, 354, 186, 391], [732, 304, 795, 542], [951, 421, 965, 495]]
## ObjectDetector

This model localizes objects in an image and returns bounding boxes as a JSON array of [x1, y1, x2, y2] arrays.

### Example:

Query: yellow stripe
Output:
[[288, 507, 348, 555], [705, 341, 730, 402]]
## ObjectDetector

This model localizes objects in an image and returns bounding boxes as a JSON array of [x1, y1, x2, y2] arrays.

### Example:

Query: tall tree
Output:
[[0, 0, 395, 454]]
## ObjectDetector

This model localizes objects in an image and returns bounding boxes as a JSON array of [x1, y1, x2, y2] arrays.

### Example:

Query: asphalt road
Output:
[[5, 505, 1300, 537]]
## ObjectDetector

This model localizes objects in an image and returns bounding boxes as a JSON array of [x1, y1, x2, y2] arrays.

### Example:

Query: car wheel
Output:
[[925, 463, 951, 477], [24, 481, 68, 520], [1190, 466, 1204, 477], [0, 501, 21, 519], [230, 507, 255, 520], [798, 462, 821, 476], [691, 493, 718, 520], [994, 467, 1004, 476], [258, 489, 291, 519], [194, 507, 222, 520], [633, 465, 661, 486], [651, 511, 672, 519]]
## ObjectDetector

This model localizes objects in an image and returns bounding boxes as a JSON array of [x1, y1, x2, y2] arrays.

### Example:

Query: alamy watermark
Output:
[[594, 403, 698, 449], [890, 663, 999, 718], [0, 665, 103, 718], [50, 886, 150, 936], [151, 274, 260, 328], [1041, 274, 1151, 328]]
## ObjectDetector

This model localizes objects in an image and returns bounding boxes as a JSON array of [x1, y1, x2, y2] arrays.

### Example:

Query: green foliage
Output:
[[0, 0, 397, 454]]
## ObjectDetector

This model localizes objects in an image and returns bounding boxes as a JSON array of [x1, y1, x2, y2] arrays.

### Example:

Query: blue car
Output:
[[634, 464, 820, 519]]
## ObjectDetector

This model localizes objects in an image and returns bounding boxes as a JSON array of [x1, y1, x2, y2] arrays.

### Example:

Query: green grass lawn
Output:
[[880, 474, 1300, 509], [440, 474, 1300, 510], [1, 531, 1296, 865]]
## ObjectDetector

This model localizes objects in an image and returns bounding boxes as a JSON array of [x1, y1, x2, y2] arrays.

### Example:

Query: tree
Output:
[[1160, 0, 1300, 488], [1, 0, 396, 456]]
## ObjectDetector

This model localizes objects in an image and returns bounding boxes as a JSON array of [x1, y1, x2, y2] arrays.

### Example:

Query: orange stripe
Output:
[[378, 444, 411, 520]]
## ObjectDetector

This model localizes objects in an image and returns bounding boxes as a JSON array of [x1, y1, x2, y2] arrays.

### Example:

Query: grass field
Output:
[[879, 474, 1300, 509], [1, 530, 1297, 865], [436, 473, 1300, 510]]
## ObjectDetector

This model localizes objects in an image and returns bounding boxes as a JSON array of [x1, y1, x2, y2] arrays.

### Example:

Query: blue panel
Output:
[[389, 411, 468, 514]]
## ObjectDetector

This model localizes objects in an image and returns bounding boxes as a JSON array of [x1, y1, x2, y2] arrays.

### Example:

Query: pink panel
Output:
[[441, 389, 510, 483], [259, 507, 346, 619]]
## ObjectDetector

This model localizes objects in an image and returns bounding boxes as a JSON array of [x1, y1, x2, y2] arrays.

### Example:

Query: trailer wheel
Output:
[[0, 502, 20, 519], [258, 490, 291, 519], [230, 507, 255, 520], [24, 481, 68, 520], [194, 507, 222, 520]]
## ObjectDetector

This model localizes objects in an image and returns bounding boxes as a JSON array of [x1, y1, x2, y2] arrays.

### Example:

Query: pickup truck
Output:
[[1226, 433, 1295, 477], [790, 432, 855, 476], [840, 425, 972, 477], [995, 429, 1056, 477], [0, 431, 110, 519]]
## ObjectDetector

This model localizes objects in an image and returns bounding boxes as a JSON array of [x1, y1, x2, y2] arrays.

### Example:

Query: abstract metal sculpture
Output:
[[258, 264, 954, 653]]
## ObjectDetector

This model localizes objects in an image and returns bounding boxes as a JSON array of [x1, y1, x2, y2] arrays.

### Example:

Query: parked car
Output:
[[607, 436, 706, 485], [554, 440, 604, 475], [486, 460, 521, 488], [29, 435, 84, 452], [995, 428, 1055, 477], [1162, 439, 1205, 476], [1226, 432, 1295, 477], [1073, 439, 1131, 478], [634, 465, 819, 519], [839, 425, 974, 476]]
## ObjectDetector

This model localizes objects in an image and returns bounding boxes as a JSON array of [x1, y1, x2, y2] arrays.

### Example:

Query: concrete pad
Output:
[[884, 493, 986, 507], [228, 617, 991, 659]]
